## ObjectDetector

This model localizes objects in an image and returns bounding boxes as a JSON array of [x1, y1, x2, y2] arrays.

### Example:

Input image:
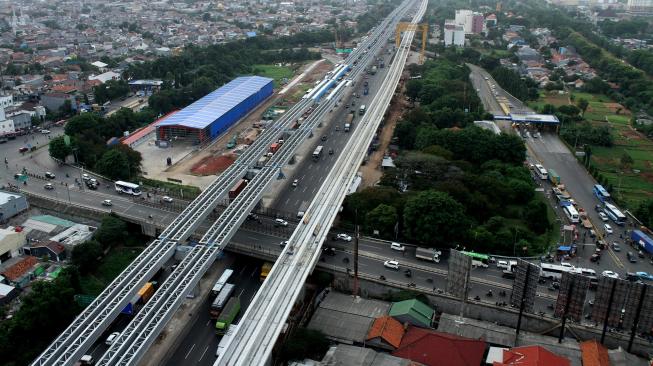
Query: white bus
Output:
[[312, 145, 324, 161], [211, 269, 234, 298], [540, 263, 574, 280], [603, 202, 626, 225], [562, 203, 579, 223], [534, 164, 548, 180], [210, 283, 235, 319], [115, 181, 142, 196]]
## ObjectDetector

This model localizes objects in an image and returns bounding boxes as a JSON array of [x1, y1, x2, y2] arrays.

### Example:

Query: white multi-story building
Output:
[[455, 10, 473, 33], [628, 0, 653, 14], [444, 20, 465, 47], [0, 95, 13, 110]]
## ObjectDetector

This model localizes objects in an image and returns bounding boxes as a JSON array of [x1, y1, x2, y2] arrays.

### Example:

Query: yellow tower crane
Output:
[[395, 22, 429, 64]]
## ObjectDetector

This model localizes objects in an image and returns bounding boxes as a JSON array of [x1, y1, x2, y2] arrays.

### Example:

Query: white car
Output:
[[383, 260, 399, 270], [497, 260, 509, 270], [604, 223, 613, 234], [102, 199, 112, 206], [598, 212, 608, 221], [82, 173, 90, 181], [44, 183, 54, 190], [337, 233, 352, 242], [602, 270, 619, 279], [161, 196, 173, 203], [390, 242, 405, 251], [274, 218, 288, 227], [40, 129, 51, 134], [292, 179, 298, 187], [105, 332, 120, 345]]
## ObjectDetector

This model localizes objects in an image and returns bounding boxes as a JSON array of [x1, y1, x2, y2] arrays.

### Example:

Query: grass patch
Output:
[[253, 64, 294, 88], [140, 177, 201, 199], [80, 247, 143, 296]]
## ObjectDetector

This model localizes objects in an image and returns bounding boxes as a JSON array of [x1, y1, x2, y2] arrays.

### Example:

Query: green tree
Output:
[[620, 152, 634, 171], [403, 191, 468, 246], [366, 204, 398, 237], [94, 215, 128, 248], [405, 80, 422, 103], [525, 200, 550, 234], [576, 98, 589, 116], [279, 328, 330, 362], [49, 136, 72, 161], [71, 240, 103, 273], [95, 149, 131, 180]]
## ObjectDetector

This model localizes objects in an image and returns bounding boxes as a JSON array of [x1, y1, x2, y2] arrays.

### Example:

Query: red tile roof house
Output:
[[392, 327, 486, 366], [493, 345, 571, 366], [1, 256, 39, 288]]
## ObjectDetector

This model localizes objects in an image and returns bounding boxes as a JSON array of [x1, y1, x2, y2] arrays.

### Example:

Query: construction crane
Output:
[[395, 22, 428, 64]]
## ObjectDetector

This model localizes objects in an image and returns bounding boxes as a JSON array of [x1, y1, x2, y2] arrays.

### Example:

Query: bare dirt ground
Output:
[[190, 154, 236, 175], [358, 73, 409, 189], [167, 59, 333, 179]]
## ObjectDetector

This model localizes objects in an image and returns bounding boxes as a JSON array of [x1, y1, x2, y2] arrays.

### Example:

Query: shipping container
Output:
[[138, 282, 155, 304], [229, 179, 248, 200], [632, 230, 653, 254], [548, 169, 560, 185]]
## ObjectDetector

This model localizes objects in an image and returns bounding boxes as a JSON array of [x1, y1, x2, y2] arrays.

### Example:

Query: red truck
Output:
[[229, 179, 248, 200], [270, 143, 280, 154]]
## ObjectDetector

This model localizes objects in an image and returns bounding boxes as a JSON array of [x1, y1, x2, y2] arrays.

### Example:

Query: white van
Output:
[[105, 332, 120, 345], [497, 260, 509, 270], [390, 242, 405, 251]]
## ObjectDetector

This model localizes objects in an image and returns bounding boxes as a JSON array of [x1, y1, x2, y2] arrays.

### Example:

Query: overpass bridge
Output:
[[31, 2, 419, 365], [217, 1, 428, 364]]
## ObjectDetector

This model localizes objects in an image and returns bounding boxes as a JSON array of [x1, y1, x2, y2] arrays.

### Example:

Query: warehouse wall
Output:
[[207, 80, 274, 139]]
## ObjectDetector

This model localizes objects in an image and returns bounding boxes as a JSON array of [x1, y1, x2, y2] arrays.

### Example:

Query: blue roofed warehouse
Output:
[[156, 76, 273, 144]]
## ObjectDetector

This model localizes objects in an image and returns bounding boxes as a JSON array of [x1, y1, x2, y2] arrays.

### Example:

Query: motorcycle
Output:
[[486, 290, 493, 298], [474, 295, 481, 301], [379, 275, 386, 281]]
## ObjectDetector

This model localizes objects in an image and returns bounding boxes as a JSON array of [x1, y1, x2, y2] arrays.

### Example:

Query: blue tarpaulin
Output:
[[558, 246, 572, 252]]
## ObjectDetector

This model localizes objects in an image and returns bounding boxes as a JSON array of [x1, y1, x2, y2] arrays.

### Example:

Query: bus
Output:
[[359, 105, 366, 116], [115, 181, 142, 196], [593, 184, 610, 203], [312, 146, 324, 161], [561, 202, 579, 223], [211, 269, 234, 298], [534, 164, 548, 180], [209, 283, 235, 319], [540, 263, 574, 280], [603, 202, 626, 225], [216, 323, 240, 358], [461, 251, 489, 268]]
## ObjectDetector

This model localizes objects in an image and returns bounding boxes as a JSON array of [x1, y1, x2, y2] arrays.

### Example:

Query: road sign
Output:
[[446, 250, 471, 300], [510, 260, 539, 313], [554, 272, 589, 322]]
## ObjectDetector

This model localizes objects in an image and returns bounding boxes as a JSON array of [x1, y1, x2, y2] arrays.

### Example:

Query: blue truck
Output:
[[631, 230, 653, 255]]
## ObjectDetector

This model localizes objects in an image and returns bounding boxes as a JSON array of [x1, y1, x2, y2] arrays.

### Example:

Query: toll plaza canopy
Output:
[[156, 76, 273, 144]]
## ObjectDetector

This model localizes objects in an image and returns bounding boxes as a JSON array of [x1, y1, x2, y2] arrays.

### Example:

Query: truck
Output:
[[369, 66, 377, 75], [215, 296, 241, 335], [578, 208, 592, 229], [260, 262, 273, 281], [344, 112, 354, 132], [216, 323, 240, 357], [228, 179, 248, 201], [415, 247, 441, 263], [364, 81, 369, 88], [548, 168, 560, 185], [552, 184, 571, 201], [379, 60, 385, 68], [632, 230, 653, 255], [121, 282, 155, 315], [270, 142, 280, 154]]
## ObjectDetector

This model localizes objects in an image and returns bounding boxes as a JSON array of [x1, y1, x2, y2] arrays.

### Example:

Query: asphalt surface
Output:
[[270, 50, 395, 215]]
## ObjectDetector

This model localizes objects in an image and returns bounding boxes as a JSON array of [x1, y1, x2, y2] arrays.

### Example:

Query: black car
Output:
[[44, 172, 55, 179], [321, 135, 327, 141], [627, 252, 637, 263], [323, 247, 336, 256]]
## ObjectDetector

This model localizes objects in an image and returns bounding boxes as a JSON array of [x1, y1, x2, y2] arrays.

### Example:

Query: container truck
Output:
[[415, 247, 441, 263], [228, 179, 247, 200], [215, 297, 241, 335], [632, 230, 653, 255], [548, 169, 560, 185], [121, 282, 155, 315]]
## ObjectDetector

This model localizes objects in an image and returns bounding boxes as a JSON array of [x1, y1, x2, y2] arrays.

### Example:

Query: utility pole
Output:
[[600, 278, 617, 344], [353, 210, 359, 298], [558, 280, 574, 343]]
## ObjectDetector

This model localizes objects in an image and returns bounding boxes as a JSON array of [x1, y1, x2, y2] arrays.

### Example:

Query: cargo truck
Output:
[[548, 169, 560, 185], [632, 230, 653, 255], [344, 112, 354, 132], [121, 282, 155, 315], [216, 297, 241, 335], [415, 247, 441, 263], [552, 184, 571, 201], [260, 262, 273, 281], [270, 142, 280, 154], [369, 66, 377, 75], [578, 208, 592, 229], [229, 179, 248, 201]]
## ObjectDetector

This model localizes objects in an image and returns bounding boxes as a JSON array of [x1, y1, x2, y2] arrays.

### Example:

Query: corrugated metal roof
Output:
[[158, 76, 273, 129]]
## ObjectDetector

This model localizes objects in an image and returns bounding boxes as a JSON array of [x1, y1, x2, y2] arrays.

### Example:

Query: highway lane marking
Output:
[[249, 266, 258, 278], [237, 289, 245, 298], [198, 345, 210, 362], [250, 293, 256, 304], [184, 343, 196, 360], [206, 319, 212, 327], [239, 266, 247, 276]]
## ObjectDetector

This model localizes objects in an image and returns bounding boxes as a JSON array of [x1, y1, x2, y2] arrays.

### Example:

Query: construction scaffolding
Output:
[[395, 22, 428, 64]]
